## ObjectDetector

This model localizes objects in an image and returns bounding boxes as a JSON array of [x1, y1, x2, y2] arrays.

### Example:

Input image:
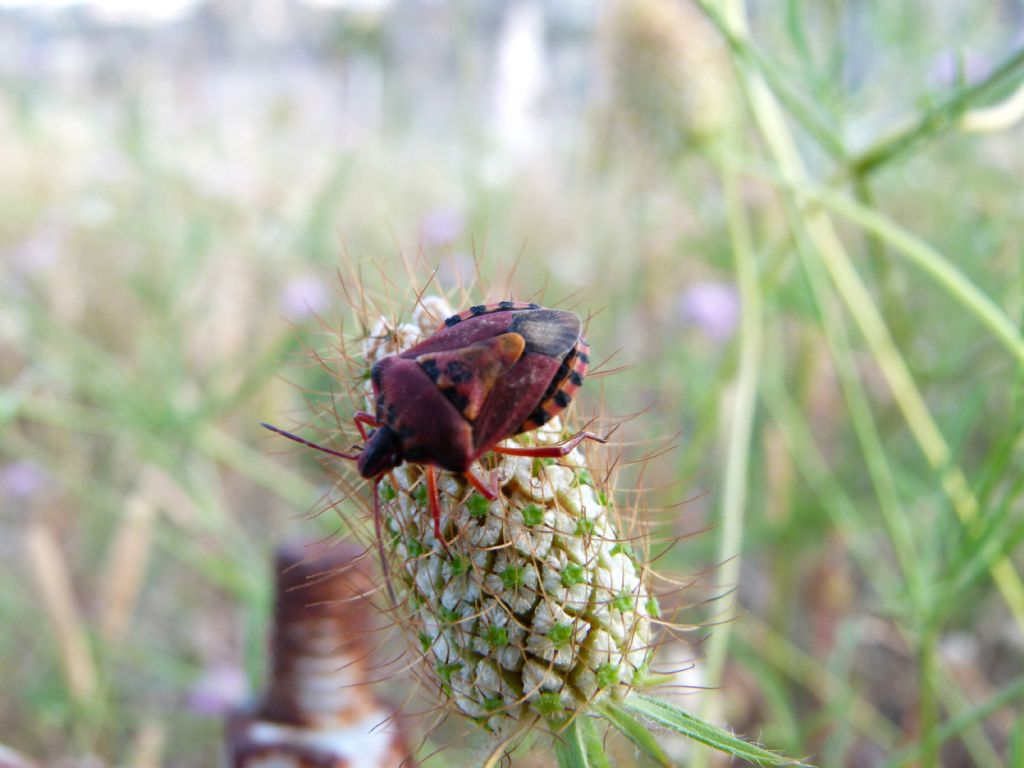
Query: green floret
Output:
[[521, 503, 544, 526], [484, 625, 509, 648], [575, 518, 595, 537], [482, 696, 505, 712], [646, 596, 661, 618], [501, 565, 523, 589], [435, 661, 463, 682], [548, 623, 573, 646], [535, 692, 566, 718], [449, 554, 469, 576], [613, 592, 634, 612], [596, 663, 621, 688], [561, 563, 586, 587], [466, 492, 489, 519]]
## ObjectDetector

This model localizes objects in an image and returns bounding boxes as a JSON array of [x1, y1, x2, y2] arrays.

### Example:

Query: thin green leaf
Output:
[[555, 717, 589, 768], [598, 700, 672, 767], [1011, 713, 1024, 768], [623, 694, 807, 767], [580, 717, 613, 768]]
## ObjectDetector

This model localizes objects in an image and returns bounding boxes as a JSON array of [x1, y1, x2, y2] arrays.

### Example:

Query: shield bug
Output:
[[262, 301, 602, 551]]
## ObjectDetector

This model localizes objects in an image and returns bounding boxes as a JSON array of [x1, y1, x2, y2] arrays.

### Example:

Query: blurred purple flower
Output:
[[420, 208, 464, 248], [929, 50, 991, 88], [437, 252, 475, 289], [9, 225, 63, 276], [1, 460, 48, 499], [279, 275, 330, 321], [677, 281, 740, 342], [187, 664, 248, 716]]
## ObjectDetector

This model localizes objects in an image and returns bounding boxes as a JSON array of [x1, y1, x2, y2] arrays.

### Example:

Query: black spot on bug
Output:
[[470, 305, 487, 315], [445, 314, 462, 327], [556, 360, 570, 380], [371, 365, 383, 391], [569, 372, 583, 386], [528, 303, 540, 309], [577, 351, 590, 365], [448, 391, 470, 413], [499, 301, 514, 309], [553, 391, 571, 408], [529, 406, 550, 425], [420, 358, 442, 382], [444, 360, 474, 384]]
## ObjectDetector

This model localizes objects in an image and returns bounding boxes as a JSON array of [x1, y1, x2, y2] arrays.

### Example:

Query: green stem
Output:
[[848, 47, 1024, 176], [799, 186, 1024, 368], [793, 226, 926, 611], [697, 0, 846, 160], [918, 626, 939, 768], [696, 114, 763, 762]]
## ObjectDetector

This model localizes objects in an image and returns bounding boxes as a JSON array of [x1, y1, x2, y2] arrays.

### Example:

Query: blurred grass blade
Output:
[[696, 0, 845, 160], [708, 0, 1024, 636], [801, 186, 1024, 367], [598, 700, 672, 767], [735, 616, 901, 750], [623, 694, 806, 766], [554, 717, 590, 768], [23, 524, 98, 702], [701, 126, 763, 741], [100, 491, 157, 644], [1011, 712, 1024, 768], [880, 675, 1024, 768]]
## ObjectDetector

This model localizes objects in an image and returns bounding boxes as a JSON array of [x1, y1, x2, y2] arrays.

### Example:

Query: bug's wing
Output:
[[468, 310, 584, 454], [507, 309, 581, 358], [416, 332, 526, 421], [401, 312, 519, 357], [470, 351, 564, 454], [402, 307, 581, 360]]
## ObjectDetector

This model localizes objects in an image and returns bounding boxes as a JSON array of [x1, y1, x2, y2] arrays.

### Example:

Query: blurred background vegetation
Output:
[[2, 0, 1024, 765]]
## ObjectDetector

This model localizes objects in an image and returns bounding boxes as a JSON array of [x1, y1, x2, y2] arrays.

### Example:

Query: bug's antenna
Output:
[[260, 422, 360, 460]]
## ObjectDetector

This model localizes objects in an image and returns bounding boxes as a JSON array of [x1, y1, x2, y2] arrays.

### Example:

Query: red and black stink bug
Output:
[[262, 301, 602, 551]]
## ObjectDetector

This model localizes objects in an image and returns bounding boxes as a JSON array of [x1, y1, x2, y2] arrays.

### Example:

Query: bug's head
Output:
[[357, 424, 402, 478]]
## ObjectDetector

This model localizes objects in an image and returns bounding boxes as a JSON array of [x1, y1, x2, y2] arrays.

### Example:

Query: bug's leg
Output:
[[353, 410, 382, 442], [464, 468, 499, 500], [372, 478, 398, 608], [491, 430, 607, 458], [426, 465, 444, 544], [260, 422, 360, 460]]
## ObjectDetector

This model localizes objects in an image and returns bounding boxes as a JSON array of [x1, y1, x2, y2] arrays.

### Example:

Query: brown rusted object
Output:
[[225, 542, 413, 768]]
